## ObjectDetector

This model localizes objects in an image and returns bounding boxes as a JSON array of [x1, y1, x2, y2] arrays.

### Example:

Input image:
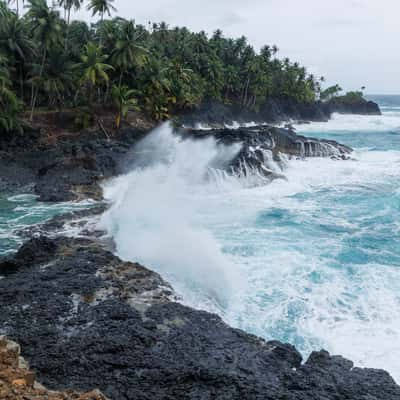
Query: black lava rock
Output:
[[0, 237, 398, 400]]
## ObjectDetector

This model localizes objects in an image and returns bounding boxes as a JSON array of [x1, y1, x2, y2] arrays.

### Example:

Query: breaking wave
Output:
[[102, 105, 400, 382]]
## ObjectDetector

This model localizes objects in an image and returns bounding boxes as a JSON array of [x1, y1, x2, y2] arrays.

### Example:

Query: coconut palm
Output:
[[75, 42, 113, 106], [7, 0, 24, 17], [58, 0, 82, 24], [87, 0, 116, 45], [0, 55, 22, 132], [0, 11, 35, 99], [110, 20, 148, 87], [58, 0, 83, 51], [111, 84, 138, 129], [26, 0, 63, 119], [30, 48, 75, 109]]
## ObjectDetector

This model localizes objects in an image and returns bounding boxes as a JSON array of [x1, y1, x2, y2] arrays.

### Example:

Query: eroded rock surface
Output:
[[0, 336, 107, 400], [185, 125, 352, 181], [180, 97, 381, 128], [1, 237, 399, 400], [0, 127, 147, 201]]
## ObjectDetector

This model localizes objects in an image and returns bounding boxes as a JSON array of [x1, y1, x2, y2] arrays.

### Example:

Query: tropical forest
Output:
[[0, 0, 344, 133]]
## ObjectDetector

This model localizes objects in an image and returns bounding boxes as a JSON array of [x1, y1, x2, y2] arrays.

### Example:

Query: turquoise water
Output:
[[103, 95, 400, 382], [0, 194, 92, 256], [2, 96, 400, 381]]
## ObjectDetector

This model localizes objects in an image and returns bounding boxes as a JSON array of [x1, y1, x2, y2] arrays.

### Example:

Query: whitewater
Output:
[[1, 96, 399, 381], [100, 95, 400, 382]]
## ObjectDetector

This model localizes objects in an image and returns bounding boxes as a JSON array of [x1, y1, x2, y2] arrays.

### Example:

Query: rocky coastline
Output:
[[179, 97, 381, 128], [1, 98, 399, 399]]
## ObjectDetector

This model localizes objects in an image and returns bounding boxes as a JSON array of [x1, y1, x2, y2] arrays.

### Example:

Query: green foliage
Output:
[[0, 55, 22, 132], [0, 0, 342, 130], [26, 0, 63, 51], [75, 42, 113, 107], [320, 84, 342, 101], [87, 0, 115, 19], [329, 91, 366, 105], [111, 84, 138, 128], [77, 42, 113, 86]]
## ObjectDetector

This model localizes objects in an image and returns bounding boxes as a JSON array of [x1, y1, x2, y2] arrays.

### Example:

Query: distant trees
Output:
[[320, 84, 342, 101], [75, 42, 113, 106], [26, 0, 63, 119], [0, 54, 22, 132], [0, 0, 341, 133], [111, 84, 138, 129]]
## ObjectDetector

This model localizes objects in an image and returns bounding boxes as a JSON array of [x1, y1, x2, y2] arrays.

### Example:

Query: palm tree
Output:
[[110, 20, 148, 87], [75, 42, 113, 107], [0, 1, 8, 17], [7, 0, 24, 17], [32, 48, 75, 109], [26, 0, 63, 119], [0, 11, 35, 99], [58, 0, 83, 50], [111, 84, 138, 129], [87, 0, 116, 45], [58, 0, 82, 23], [0, 55, 22, 132]]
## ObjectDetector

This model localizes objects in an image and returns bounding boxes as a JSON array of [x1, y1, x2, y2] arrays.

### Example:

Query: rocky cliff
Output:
[[1, 102, 398, 400], [0, 121, 351, 202], [180, 97, 381, 128], [1, 236, 399, 400]]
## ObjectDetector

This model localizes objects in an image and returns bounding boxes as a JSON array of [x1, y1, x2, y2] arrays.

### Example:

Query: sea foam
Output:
[[102, 112, 400, 383]]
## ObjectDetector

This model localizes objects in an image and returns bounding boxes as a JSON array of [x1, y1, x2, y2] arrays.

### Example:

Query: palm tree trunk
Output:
[[243, 77, 250, 107], [30, 48, 47, 121], [64, 7, 71, 52], [19, 64, 24, 100], [118, 70, 124, 88], [99, 13, 104, 46]]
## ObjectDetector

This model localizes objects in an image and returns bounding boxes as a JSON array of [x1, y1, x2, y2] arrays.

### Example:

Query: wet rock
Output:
[[0, 127, 147, 202], [185, 125, 352, 182], [0, 237, 398, 400], [179, 98, 332, 128], [179, 97, 381, 128], [328, 97, 382, 115], [17, 204, 109, 240]]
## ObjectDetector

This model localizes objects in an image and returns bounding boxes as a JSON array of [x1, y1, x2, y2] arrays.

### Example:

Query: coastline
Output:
[[1, 99, 400, 399]]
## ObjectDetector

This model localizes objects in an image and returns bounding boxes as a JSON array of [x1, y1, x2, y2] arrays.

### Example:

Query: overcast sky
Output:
[[76, 0, 399, 94]]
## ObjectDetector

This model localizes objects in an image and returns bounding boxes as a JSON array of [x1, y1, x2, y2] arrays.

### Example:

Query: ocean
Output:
[[2, 95, 400, 381]]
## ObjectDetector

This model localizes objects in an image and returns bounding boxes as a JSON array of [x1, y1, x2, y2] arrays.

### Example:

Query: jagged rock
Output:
[[328, 97, 382, 115], [179, 97, 381, 128], [0, 237, 399, 400], [185, 125, 352, 181], [0, 99, 373, 201], [0, 336, 107, 400], [0, 127, 147, 201]]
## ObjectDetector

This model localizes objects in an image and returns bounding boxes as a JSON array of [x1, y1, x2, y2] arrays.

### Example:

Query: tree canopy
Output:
[[0, 0, 342, 131]]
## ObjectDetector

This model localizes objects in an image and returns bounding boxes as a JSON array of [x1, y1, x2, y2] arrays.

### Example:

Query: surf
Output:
[[101, 102, 400, 382]]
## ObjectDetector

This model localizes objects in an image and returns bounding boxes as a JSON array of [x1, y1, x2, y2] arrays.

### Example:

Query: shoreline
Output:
[[2, 102, 400, 399]]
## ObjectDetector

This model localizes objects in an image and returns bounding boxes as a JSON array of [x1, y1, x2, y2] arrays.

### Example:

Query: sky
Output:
[[75, 0, 400, 94]]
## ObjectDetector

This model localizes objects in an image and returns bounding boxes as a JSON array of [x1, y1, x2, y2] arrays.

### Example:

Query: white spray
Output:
[[101, 123, 243, 307]]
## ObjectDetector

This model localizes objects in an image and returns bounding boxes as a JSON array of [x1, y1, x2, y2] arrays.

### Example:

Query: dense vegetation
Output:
[[0, 0, 336, 132]]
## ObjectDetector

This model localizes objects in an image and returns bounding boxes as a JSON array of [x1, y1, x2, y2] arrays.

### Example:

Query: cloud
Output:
[[74, 0, 400, 94]]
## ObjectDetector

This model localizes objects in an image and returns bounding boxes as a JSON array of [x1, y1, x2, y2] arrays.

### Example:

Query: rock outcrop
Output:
[[0, 119, 353, 202], [0, 126, 148, 201], [180, 97, 381, 128], [0, 236, 399, 400], [327, 96, 382, 115], [0, 336, 107, 400], [185, 125, 352, 181]]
